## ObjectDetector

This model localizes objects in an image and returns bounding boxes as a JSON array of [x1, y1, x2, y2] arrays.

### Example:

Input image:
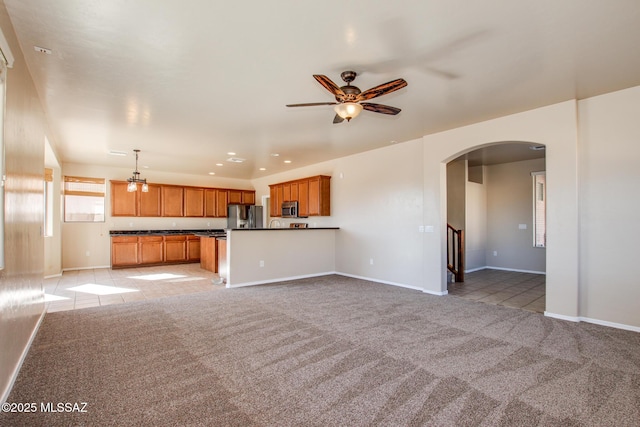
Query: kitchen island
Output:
[[224, 227, 339, 288]]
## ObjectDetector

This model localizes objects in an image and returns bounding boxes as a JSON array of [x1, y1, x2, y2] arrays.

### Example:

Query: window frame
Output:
[[63, 175, 106, 223]]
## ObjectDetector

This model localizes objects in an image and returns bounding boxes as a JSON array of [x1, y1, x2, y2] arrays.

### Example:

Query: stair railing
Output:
[[447, 224, 464, 282]]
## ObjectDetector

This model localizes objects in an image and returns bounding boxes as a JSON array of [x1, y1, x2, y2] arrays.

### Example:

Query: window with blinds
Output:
[[64, 176, 105, 222], [532, 172, 546, 248]]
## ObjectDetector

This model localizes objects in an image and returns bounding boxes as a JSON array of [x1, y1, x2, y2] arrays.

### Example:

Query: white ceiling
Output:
[[5, 1, 640, 179]]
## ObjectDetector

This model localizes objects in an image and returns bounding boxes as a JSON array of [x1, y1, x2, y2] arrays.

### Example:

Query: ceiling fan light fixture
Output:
[[126, 149, 149, 192], [334, 102, 363, 121]]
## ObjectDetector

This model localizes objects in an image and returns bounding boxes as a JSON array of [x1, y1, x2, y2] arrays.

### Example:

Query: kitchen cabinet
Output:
[[187, 235, 201, 261], [218, 238, 227, 280], [139, 184, 162, 216], [308, 175, 331, 216], [184, 187, 204, 217], [269, 184, 283, 217], [298, 180, 309, 217], [111, 236, 139, 266], [111, 181, 138, 216], [111, 234, 202, 268], [162, 186, 184, 217], [164, 235, 187, 262], [242, 190, 255, 205], [139, 236, 164, 264], [228, 189, 243, 205], [269, 175, 330, 217], [200, 236, 217, 272], [216, 190, 229, 217], [204, 189, 217, 217]]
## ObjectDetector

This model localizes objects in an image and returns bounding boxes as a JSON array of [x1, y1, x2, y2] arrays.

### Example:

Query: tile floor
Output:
[[447, 268, 546, 313], [45, 263, 224, 313]]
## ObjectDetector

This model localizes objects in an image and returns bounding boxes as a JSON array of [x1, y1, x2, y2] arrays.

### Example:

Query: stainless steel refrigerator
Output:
[[227, 204, 263, 229]]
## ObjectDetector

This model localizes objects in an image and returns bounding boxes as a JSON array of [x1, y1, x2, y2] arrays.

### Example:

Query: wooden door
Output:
[[216, 190, 228, 217], [111, 181, 138, 216], [204, 189, 217, 217], [298, 179, 309, 217], [111, 236, 139, 267], [164, 235, 187, 262], [139, 184, 161, 216], [228, 189, 242, 204], [187, 236, 201, 261], [139, 236, 164, 264], [184, 187, 204, 217], [242, 190, 255, 205], [161, 186, 184, 217]]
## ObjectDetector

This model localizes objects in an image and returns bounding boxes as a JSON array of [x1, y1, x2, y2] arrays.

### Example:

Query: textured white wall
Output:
[[578, 86, 640, 328]]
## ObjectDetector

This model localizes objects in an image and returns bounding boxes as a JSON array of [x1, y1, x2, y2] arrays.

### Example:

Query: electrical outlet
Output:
[[85, 251, 90, 257], [370, 258, 374, 265], [419, 225, 425, 233], [493, 251, 498, 256], [259, 260, 264, 267]]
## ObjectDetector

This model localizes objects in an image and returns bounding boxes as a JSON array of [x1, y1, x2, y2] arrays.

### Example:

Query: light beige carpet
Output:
[[2, 274, 639, 426]]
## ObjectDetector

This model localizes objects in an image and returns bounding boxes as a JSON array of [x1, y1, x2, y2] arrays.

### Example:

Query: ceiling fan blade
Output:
[[361, 102, 401, 115], [286, 102, 338, 107], [356, 78, 407, 101], [333, 114, 345, 124], [313, 75, 346, 100]]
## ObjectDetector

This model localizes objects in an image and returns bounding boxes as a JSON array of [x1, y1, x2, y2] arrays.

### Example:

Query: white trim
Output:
[[0, 27, 14, 68], [62, 265, 111, 272], [226, 271, 337, 288], [544, 311, 580, 322], [337, 272, 424, 292], [473, 266, 546, 275], [1, 309, 45, 405], [44, 273, 63, 279], [578, 316, 640, 333]]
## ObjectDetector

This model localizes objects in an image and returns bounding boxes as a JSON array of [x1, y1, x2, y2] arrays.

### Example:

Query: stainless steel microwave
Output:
[[281, 201, 298, 218]]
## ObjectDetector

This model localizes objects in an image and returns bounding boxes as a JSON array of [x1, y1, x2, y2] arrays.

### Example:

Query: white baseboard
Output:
[[544, 311, 580, 322], [62, 265, 111, 272], [1, 309, 46, 405], [44, 273, 62, 279], [578, 316, 640, 333], [336, 272, 425, 292], [466, 266, 546, 275], [226, 271, 338, 288]]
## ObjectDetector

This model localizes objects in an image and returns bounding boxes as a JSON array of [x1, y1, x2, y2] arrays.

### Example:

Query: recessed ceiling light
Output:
[[259, 167, 266, 171], [227, 152, 236, 156], [108, 150, 127, 156], [270, 153, 280, 157], [216, 163, 223, 167], [208, 172, 215, 175], [284, 160, 292, 164]]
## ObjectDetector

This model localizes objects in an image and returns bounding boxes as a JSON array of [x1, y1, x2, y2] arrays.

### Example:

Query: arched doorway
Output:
[[445, 142, 547, 312]]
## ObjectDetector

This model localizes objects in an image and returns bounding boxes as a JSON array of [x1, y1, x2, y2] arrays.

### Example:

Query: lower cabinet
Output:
[[112, 234, 201, 268], [200, 236, 217, 272]]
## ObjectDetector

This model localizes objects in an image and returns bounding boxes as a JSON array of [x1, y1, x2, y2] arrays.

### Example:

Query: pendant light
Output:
[[126, 149, 149, 192]]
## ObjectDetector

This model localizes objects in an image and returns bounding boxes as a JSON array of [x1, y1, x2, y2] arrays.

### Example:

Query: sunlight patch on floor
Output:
[[127, 273, 187, 281], [67, 284, 139, 296], [44, 294, 70, 302]]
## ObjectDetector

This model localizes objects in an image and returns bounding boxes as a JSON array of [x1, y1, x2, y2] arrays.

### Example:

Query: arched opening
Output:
[[444, 141, 546, 312]]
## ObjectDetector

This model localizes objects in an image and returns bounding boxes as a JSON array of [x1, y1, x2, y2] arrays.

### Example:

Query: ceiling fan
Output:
[[286, 71, 407, 123]]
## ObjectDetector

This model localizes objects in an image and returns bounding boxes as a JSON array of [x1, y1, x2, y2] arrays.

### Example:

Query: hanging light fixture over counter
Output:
[[127, 149, 149, 192]]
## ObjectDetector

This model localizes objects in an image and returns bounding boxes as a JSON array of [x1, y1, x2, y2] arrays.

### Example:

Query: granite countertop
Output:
[[228, 227, 339, 231], [109, 229, 225, 236]]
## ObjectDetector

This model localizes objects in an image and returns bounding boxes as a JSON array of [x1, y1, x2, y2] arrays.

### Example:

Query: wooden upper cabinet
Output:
[[111, 181, 138, 216], [269, 184, 283, 217], [204, 189, 217, 217], [308, 176, 331, 216], [242, 190, 255, 205], [184, 187, 205, 217], [139, 184, 162, 217], [162, 186, 184, 217], [269, 175, 330, 217], [216, 190, 229, 217], [298, 179, 309, 217], [228, 189, 242, 205]]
